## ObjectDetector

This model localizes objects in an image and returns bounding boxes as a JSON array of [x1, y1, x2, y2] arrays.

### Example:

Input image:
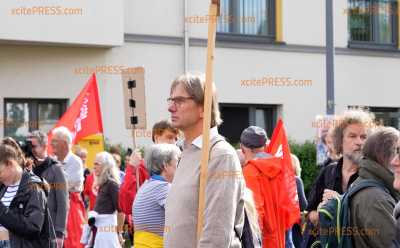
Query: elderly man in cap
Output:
[[240, 126, 272, 163], [240, 126, 288, 248]]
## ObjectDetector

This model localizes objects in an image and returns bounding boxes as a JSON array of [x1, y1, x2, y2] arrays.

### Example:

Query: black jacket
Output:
[[33, 157, 68, 238], [0, 170, 56, 248], [306, 157, 358, 211]]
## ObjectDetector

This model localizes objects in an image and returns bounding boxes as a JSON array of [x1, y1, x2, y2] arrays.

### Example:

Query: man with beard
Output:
[[306, 110, 374, 227]]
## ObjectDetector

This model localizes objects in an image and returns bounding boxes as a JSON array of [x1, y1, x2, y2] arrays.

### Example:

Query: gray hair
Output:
[[170, 73, 223, 127], [144, 144, 181, 175], [362, 127, 400, 168], [95, 151, 121, 186], [52, 126, 73, 145], [29, 130, 48, 146]]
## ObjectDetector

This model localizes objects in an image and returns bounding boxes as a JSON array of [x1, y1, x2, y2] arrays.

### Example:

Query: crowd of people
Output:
[[0, 73, 399, 248]]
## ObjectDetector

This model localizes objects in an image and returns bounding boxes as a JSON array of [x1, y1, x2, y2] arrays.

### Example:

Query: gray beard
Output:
[[344, 151, 363, 164]]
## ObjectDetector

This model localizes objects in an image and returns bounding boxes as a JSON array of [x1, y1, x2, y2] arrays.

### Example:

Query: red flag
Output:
[[48, 73, 103, 152], [267, 119, 300, 229]]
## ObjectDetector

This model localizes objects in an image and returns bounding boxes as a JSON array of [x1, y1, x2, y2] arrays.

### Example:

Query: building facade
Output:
[[1, 0, 399, 147]]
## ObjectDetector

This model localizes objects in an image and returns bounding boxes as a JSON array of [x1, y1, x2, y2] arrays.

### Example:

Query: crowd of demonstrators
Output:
[[303, 110, 374, 245], [0, 137, 56, 248], [348, 127, 400, 248], [85, 152, 123, 248], [28, 131, 68, 248], [50, 126, 85, 248], [164, 73, 245, 248], [6, 76, 400, 248], [132, 144, 181, 247]]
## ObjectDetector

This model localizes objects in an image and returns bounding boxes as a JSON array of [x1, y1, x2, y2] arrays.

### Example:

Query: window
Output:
[[348, 0, 398, 49], [217, 0, 275, 39], [369, 107, 400, 129], [3, 99, 67, 141], [218, 103, 277, 145], [348, 106, 400, 129]]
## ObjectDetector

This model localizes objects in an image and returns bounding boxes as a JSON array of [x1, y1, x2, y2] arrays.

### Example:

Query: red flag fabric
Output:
[[48, 73, 103, 154], [267, 119, 301, 229], [244, 156, 286, 248], [64, 193, 86, 248]]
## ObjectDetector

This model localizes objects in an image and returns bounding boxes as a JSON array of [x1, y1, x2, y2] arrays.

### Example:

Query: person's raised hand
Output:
[[129, 149, 142, 167]]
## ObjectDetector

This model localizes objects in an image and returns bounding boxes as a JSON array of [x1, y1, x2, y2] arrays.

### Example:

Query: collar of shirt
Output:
[[61, 152, 74, 165], [190, 126, 219, 149]]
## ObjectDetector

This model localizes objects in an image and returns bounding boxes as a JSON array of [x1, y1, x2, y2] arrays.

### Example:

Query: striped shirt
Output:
[[132, 177, 170, 237], [0, 182, 20, 230]]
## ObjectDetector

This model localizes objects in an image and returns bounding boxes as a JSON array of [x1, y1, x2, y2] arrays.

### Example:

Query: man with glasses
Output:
[[163, 73, 245, 248], [28, 130, 68, 248]]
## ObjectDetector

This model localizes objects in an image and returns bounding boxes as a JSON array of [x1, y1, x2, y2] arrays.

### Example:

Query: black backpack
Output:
[[235, 209, 261, 248]]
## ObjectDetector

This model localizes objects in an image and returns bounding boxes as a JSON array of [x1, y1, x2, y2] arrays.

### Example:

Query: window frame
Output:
[[348, 0, 399, 50], [218, 103, 278, 143], [3, 98, 68, 139], [216, 0, 277, 43]]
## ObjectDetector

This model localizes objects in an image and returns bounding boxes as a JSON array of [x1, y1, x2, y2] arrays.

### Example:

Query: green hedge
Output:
[[289, 140, 319, 195], [104, 138, 319, 195]]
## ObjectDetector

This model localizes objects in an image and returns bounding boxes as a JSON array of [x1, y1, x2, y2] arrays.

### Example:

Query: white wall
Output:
[[283, 0, 349, 47], [0, 0, 123, 46], [1, 0, 400, 146]]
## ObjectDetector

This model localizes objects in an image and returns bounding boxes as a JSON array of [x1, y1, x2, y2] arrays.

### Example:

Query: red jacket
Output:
[[83, 173, 97, 211], [244, 157, 286, 248], [118, 160, 149, 215]]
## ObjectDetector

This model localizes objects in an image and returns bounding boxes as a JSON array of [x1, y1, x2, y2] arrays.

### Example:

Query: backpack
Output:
[[314, 179, 387, 248], [234, 209, 262, 248]]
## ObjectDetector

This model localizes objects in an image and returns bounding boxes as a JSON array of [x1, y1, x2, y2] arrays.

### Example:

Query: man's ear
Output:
[[198, 105, 204, 119], [5, 160, 13, 167]]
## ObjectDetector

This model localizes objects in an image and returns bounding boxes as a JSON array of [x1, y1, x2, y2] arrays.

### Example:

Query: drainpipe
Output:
[[184, 0, 189, 73]]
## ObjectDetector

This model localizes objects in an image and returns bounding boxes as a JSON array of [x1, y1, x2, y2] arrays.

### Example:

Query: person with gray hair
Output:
[[50, 126, 84, 193], [27, 130, 68, 248], [87, 151, 123, 248], [50, 126, 85, 248], [349, 127, 400, 248], [132, 144, 181, 247]]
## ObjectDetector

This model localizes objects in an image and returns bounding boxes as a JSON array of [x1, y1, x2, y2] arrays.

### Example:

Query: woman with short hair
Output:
[[133, 144, 181, 248]]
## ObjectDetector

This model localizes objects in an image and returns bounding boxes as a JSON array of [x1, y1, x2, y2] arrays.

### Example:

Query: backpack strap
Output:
[[346, 179, 388, 198], [339, 179, 388, 248], [209, 137, 225, 157]]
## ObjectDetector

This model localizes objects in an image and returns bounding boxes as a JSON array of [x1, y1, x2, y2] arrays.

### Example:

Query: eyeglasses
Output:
[[167, 96, 194, 107]]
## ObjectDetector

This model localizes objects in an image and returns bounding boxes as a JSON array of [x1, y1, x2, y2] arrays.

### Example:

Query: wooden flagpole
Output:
[[196, 0, 220, 243]]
